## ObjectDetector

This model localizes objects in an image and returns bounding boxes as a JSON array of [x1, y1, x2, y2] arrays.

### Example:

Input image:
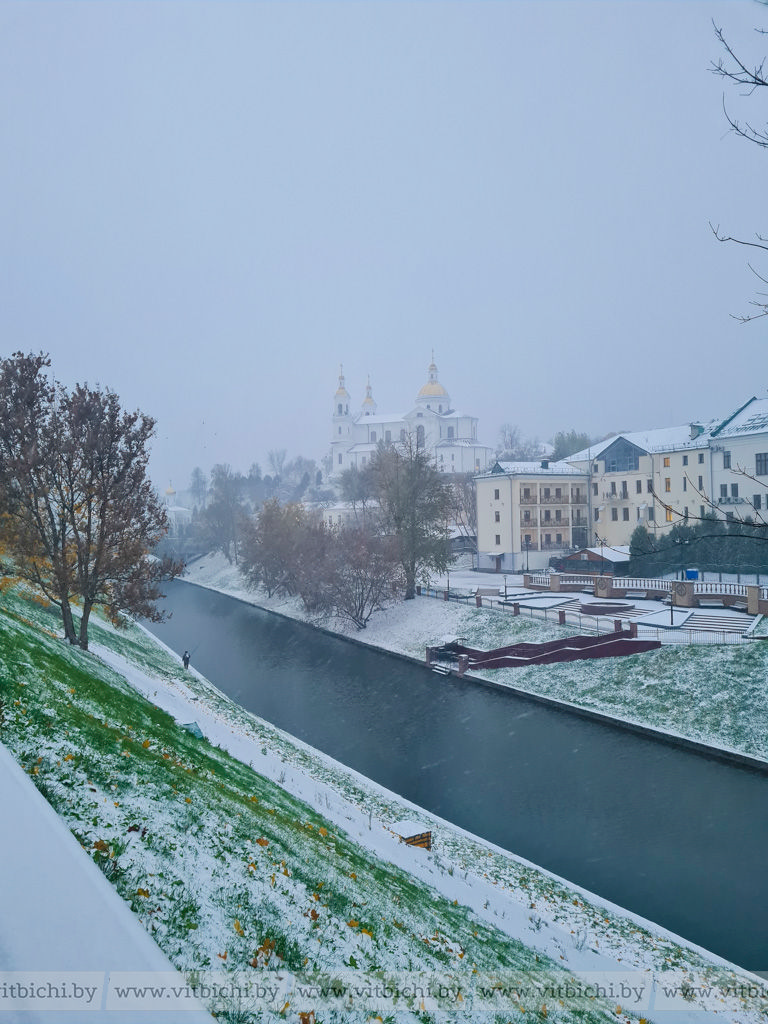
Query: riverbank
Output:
[[2, 574, 766, 1022], [183, 552, 768, 764]]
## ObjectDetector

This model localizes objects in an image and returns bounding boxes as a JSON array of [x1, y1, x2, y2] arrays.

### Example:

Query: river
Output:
[[144, 580, 768, 972]]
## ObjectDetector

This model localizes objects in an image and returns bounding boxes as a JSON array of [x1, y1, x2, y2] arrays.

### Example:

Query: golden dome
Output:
[[417, 380, 448, 398], [335, 364, 350, 398]]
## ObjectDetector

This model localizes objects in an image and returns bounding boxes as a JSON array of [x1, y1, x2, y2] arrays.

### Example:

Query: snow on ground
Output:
[[0, 743, 213, 1024], [4, 563, 768, 1022]]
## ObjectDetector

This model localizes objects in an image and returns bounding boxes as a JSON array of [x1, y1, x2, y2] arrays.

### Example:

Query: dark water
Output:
[[145, 580, 768, 971]]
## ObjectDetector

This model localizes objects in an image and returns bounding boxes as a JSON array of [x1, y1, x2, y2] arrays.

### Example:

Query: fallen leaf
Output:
[[256, 837, 269, 847]]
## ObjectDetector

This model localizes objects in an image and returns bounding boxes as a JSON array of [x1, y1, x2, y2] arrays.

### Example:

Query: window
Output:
[[723, 452, 731, 469], [523, 487, 530, 498], [647, 480, 653, 492], [494, 511, 500, 523], [756, 453, 768, 476], [416, 424, 425, 447], [664, 478, 671, 492], [754, 494, 762, 511], [545, 534, 551, 545], [731, 483, 739, 498], [663, 457, 670, 468], [524, 534, 531, 544], [648, 508, 655, 521], [400, 429, 406, 441], [555, 509, 562, 522], [636, 479, 642, 494], [611, 508, 618, 521], [593, 483, 598, 496], [622, 508, 629, 521], [523, 510, 531, 522], [594, 509, 600, 521], [337, 403, 343, 415], [682, 455, 688, 466], [385, 430, 391, 443], [494, 488, 500, 500], [666, 509, 674, 522], [720, 484, 728, 498], [495, 534, 501, 546], [698, 476, 703, 490], [370, 431, 376, 443], [556, 533, 562, 544], [698, 453, 704, 464], [338, 426, 341, 434], [447, 426, 454, 439], [683, 477, 687, 491], [555, 488, 562, 499], [610, 481, 616, 495], [543, 487, 550, 498], [544, 510, 551, 522], [338, 454, 342, 465]]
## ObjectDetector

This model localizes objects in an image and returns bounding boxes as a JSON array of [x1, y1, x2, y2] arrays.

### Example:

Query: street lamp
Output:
[[503, 574, 508, 599], [446, 568, 450, 594], [595, 532, 606, 575], [524, 538, 530, 572]]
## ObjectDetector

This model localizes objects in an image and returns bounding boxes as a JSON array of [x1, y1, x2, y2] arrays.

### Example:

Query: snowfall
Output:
[[2, 553, 768, 1023]]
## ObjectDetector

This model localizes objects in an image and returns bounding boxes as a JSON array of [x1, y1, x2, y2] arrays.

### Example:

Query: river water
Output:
[[144, 580, 768, 972]]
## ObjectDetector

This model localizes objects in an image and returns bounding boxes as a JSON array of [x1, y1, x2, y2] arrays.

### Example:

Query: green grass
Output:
[[0, 579, 755, 1023]]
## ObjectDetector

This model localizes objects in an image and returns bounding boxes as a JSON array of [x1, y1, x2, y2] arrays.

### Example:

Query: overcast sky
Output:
[[2, 1, 766, 491]]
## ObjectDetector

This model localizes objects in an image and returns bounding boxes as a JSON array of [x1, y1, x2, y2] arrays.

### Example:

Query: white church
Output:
[[330, 357, 493, 477]]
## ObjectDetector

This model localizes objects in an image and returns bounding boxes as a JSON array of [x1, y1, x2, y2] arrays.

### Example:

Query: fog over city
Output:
[[2, 1, 766, 492]]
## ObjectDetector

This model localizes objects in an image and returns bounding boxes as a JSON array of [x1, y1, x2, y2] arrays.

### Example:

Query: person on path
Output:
[[182, 650, 190, 670]]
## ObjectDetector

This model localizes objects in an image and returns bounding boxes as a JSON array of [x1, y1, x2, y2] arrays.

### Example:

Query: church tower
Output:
[[360, 376, 377, 416], [415, 352, 451, 413], [331, 365, 352, 475]]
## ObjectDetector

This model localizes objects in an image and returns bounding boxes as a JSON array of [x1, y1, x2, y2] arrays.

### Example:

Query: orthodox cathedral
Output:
[[330, 357, 493, 477]]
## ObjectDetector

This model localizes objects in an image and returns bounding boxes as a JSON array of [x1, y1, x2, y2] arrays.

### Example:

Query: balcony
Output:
[[539, 494, 568, 504], [520, 494, 537, 504], [520, 516, 539, 527]]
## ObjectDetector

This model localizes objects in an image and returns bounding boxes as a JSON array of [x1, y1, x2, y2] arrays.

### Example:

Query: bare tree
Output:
[[711, 14, 768, 321], [327, 527, 402, 629]]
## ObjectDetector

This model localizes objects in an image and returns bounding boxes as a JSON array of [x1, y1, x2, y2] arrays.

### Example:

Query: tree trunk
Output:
[[78, 600, 93, 651], [60, 598, 79, 645]]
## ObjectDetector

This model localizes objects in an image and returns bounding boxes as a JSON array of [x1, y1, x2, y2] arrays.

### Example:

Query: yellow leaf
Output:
[[256, 837, 269, 847], [318, 827, 328, 837], [64, 754, 74, 761], [234, 919, 244, 936], [217, 951, 227, 961], [142, 739, 151, 749], [361, 927, 373, 937], [280, 1003, 290, 1015], [136, 888, 149, 898], [347, 919, 359, 928]]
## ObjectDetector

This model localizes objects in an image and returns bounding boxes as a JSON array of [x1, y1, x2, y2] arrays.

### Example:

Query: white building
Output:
[[475, 460, 590, 572], [330, 357, 493, 478], [708, 395, 768, 522]]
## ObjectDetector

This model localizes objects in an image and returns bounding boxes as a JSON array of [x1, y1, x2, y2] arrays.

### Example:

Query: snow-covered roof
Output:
[[352, 412, 405, 425], [568, 420, 721, 462], [711, 395, 768, 439], [435, 438, 493, 449], [346, 442, 379, 453], [480, 460, 587, 478]]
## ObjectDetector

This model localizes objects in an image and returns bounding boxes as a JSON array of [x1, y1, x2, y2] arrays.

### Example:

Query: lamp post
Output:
[[446, 568, 450, 594], [524, 538, 530, 572], [595, 532, 606, 575], [503, 574, 508, 599]]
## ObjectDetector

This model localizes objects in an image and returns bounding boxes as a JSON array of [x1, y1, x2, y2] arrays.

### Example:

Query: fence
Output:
[[416, 586, 753, 646]]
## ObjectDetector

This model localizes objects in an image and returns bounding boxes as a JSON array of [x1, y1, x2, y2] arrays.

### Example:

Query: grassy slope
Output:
[[0, 581, 650, 1024]]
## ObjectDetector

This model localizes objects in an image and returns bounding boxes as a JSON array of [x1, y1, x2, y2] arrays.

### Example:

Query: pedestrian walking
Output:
[[182, 650, 190, 670]]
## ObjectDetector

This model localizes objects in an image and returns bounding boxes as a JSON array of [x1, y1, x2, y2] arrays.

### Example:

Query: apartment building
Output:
[[708, 396, 768, 523], [476, 460, 589, 572]]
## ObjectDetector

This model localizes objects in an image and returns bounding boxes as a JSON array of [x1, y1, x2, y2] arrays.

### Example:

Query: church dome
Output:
[[416, 356, 449, 403], [361, 376, 377, 413], [335, 365, 350, 399]]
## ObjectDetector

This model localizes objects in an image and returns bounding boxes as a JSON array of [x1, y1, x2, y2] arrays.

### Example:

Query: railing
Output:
[[613, 577, 673, 592], [520, 516, 539, 527], [520, 495, 537, 505], [416, 587, 753, 646], [559, 575, 596, 586], [692, 581, 749, 597], [539, 495, 568, 504], [541, 517, 570, 527]]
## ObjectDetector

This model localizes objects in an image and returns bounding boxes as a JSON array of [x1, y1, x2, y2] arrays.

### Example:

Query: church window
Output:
[[370, 431, 377, 443], [447, 426, 454, 439], [337, 403, 342, 415], [416, 425, 425, 447], [385, 430, 391, 443], [338, 454, 342, 465], [400, 429, 406, 442], [338, 427, 341, 435], [439, 405, 443, 413]]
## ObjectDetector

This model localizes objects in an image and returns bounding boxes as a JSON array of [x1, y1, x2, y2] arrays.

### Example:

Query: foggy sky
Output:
[[2, 1, 766, 493]]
